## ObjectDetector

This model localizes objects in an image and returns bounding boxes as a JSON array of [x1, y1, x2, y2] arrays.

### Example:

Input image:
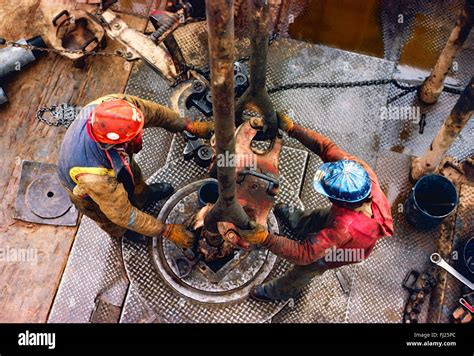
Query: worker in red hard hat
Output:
[[239, 112, 394, 302], [58, 94, 213, 247]]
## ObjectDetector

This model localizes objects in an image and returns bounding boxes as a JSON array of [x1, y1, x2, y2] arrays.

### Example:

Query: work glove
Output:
[[276, 111, 294, 133], [238, 223, 269, 245], [161, 224, 195, 248], [184, 119, 214, 139]]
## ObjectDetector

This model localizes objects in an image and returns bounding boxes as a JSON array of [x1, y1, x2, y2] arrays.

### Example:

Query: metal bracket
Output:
[[237, 168, 280, 196], [97, 9, 178, 82]]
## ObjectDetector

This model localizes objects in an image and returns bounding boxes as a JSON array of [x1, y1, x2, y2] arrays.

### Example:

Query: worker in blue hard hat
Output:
[[239, 112, 394, 302]]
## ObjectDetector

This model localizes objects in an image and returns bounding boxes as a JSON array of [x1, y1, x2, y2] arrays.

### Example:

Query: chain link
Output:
[[2, 40, 133, 59], [36, 104, 81, 128], [6, 30, 464, 128], [268, 78, 397, 94], [171, 32, 280, 88]]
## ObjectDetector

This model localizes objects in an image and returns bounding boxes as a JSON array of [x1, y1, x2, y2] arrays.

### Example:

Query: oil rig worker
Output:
[[58, 94, 213, 247], [240, 112, 394, 302]]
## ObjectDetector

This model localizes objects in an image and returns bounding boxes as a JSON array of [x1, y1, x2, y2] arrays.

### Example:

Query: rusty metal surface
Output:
[[235, 0, 278, 138], [381, 0, 474, 162], [436, 184, 474, 323], [120, 143, 309, 322], [50, 1, 472, 323], [418, 1, 474, 104], [153, 178, 279, 303], [15, 160, 78, 226], [203, 0, 251, 233], [382, 0, 474, 82], [411, 77, 474, 180]]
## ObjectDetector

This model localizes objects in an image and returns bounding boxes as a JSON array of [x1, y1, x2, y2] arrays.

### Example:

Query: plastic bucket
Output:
[[404, 174, 458, 230], [198, 180, 219, 206]]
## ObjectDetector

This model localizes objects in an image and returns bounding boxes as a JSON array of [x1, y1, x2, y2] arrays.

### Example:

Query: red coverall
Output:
[[261, 123, 394, 300]]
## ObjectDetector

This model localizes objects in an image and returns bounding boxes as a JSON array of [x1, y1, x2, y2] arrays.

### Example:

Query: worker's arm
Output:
[[89, 94, 213, 137], [277, 112, 353, 163], [262, 228, 350, 265], [76, 173, 165, 236], [289, 123, 352, 163], [278, 112, 378, 179]]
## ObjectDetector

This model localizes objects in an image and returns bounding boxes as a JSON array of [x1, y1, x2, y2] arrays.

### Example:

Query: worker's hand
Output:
[[276, 111, 294, 133], [238, 223, 269, 245], [161, 224, 195, 248], [184, 119, 214, 139]]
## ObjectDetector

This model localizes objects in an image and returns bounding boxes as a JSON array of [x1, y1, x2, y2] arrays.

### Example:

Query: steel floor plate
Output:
[[49, 3, 472, 323]]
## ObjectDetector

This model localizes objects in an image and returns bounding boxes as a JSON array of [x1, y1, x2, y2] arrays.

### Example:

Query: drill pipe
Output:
[[418, 0, 474, 104], [203, 0, 251, 233], [235, 0, 278, 139], [411, 77, 474, 181]]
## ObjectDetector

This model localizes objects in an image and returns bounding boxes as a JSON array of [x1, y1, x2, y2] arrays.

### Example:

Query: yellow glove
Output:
[[161, 224, 194, 248], [276, 111, 294, 133], [238, 223, 269, 245], [184, 119, 214, 139]]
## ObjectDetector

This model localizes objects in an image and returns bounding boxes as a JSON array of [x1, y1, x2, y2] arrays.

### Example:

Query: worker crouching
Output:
[[57, 94, 213, 247], [239, 112, 394, 302]]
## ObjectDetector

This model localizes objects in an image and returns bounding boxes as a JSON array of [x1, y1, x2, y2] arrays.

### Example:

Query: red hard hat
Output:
[[89, 99, 145, 144]]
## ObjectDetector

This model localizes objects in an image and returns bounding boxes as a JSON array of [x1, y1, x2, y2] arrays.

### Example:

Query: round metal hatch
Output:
[[153, 178, 279, 303], [26, 173, 72, 219]]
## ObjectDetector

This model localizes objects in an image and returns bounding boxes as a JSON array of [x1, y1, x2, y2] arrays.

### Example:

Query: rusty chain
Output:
[[170, 32, 280, 88], [1, 32, 464, 128], [35, 104, 81, 128], [0, 38, 133, 59]]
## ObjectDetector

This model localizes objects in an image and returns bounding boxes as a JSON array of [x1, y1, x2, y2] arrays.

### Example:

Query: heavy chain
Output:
[[268, 78, 396, 94], [171, 32, 280, 88], [36, 104, 81, 128], [0, 38, 133, 59]]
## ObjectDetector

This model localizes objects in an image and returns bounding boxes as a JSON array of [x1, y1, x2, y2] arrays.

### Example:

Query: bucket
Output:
[[198, 180, 219, 206], [404, 174, 458, 230]]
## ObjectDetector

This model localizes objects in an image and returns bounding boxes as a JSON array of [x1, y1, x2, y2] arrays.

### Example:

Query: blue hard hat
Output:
[[313, 160, 371, 203]]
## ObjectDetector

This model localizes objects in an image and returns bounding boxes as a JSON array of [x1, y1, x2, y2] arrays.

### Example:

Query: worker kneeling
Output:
[[58, 94, 213, 247], [240, 112, 394, 302]]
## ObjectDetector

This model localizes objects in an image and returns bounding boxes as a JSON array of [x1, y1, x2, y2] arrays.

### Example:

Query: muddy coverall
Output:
[[261, 124, 394, 300], [58, 94, 191, 238]]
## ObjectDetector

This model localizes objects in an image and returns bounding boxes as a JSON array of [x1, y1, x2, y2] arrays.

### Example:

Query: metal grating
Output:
[[380, 0, 474, 161], [345, 150, 439, 323], [48, 218, 129, 323], [120, 145, 310, 322], [50, 1, 472, 323], [109, 0, 156, 18], [380, 89, 474, 161]]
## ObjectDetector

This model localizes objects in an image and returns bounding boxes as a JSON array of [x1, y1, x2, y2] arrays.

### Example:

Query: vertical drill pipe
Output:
[[418, 0, 474, 104], [248, 0, 270, 94], [275, 0, 291, 34], [411, 77, 474, 181], [203, 0, 250, 233], [235, 0, 277, 139]]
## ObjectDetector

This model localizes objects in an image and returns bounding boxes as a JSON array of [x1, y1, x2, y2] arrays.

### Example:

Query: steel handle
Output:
[[430, 253, 474, 290]]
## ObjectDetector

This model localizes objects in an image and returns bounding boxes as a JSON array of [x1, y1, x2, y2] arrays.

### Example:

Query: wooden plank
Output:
[[0, 0, 147, 322]]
